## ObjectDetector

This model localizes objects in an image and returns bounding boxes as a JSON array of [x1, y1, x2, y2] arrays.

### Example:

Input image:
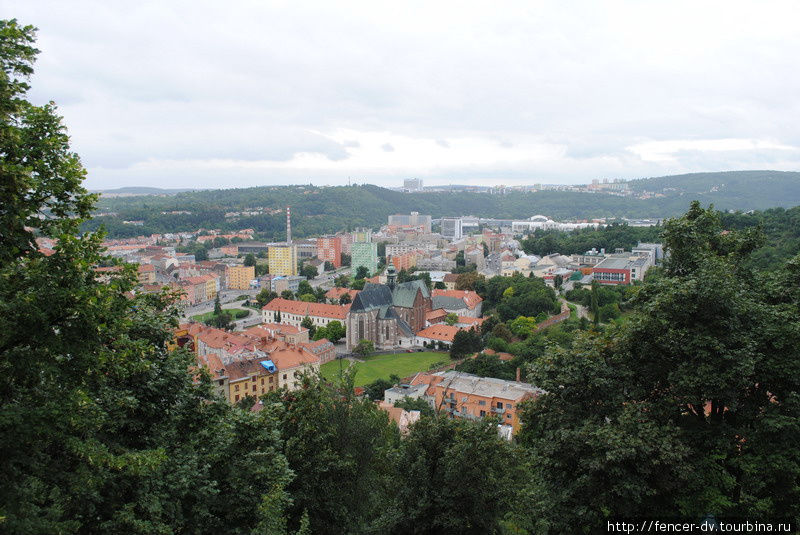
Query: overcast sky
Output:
[[5, 0, 800, 189]]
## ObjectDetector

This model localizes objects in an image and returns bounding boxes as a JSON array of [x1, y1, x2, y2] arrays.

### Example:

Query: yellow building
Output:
[[268, 244, 297, 276], [227, 265, 255, 290], [203, 274, 218, 301]]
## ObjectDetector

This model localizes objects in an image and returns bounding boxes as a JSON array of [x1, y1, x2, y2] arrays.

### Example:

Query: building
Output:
[[262, 298, 350, 329], [325, 287, 360, 304], [268, 244, 298, 276], [431, 289, 483, 317], [345, 266, 432, 350], [226, 265, 255, 290], [443, 273, 460, 290], [403, 178, 423, 191], [388, 212, 432, 233], [391, 252, 419, 272], [295, 240, 317, 261], [593, 254, 652, 285], [441, 218, 463, 240], [407, 371, 544, 435], [351, 241, 378, 276], [316, 236, 342, 268]]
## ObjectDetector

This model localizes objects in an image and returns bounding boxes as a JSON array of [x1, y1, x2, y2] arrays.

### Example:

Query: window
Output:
[[480, 410, 486, 417], [478, 400, 486, 406], [496, 402, 504, 409], [252, 385, 256, 392], [506, 413, 511, 418], [261, 378, 264, 385], [283, 374, 287, 380], [235, 395, 239, 401], [234, 385, 240, 392]]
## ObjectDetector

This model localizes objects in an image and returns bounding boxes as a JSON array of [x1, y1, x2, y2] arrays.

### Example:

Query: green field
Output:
[[191, 308, 251, 323], [321, 352, 449, 386]]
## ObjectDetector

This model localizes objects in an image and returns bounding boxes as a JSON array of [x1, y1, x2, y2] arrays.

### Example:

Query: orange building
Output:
[[316, 236, 342, 268], [409, 371, 543, 435]]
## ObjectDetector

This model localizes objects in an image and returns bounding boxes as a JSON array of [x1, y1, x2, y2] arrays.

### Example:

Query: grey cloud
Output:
[[381, 143, 394, 152]]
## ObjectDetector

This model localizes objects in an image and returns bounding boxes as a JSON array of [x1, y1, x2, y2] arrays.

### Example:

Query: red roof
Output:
[[325, 287, 360, 301], [432, 289, 483, 309], [262, 298, 350, 319], [415, 324, 463, 343]]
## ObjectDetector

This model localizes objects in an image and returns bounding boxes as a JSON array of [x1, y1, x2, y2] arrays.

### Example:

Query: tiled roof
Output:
[[432, 289, 482, 309], [415, 324, 463, 343], [262, 298, 350, 319], [443, 273, 460, 282], [325, 287, 360, 300]]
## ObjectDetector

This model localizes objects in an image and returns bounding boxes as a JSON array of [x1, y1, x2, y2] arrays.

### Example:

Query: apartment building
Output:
[[226, 265, 255, 290], [316, 236, 342, 268], [406, 371, 544, 435], [262, 298, 350, 328], [268, 244, 298, 276], [351, 241, 378, 275]]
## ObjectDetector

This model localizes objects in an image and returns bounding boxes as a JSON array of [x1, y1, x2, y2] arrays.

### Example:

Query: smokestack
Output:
[[516, 367, 521, 382], [286, 206, 292, 244]]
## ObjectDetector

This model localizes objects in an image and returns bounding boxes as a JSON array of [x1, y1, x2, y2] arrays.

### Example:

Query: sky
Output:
[[4, 0, 800, 190]]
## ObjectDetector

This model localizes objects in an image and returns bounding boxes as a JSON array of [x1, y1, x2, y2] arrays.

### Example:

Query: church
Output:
[[345, 265, 432, 351]]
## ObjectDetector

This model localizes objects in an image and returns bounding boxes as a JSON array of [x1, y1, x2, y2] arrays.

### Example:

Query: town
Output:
[[73, 206, 663, 437]]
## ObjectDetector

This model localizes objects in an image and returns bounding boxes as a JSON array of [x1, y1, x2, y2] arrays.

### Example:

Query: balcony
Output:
[[491, 407, 505, 414]]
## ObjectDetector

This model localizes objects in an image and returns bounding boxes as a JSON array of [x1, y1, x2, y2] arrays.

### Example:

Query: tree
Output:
[[455, 250, 465, 267], [516, 203, 800, 531], [213, 294, 223, 316], [0, 21, 293, 532], [340, 253, 351, 267], [355, 265, 370, 280], [297, 280, 313, 296], [449, 329, 482, 359], [363, 378, 393, 401], [256, 288, 278, 308], [379, 417, 517, 534], [445, 313, 458, 326], [553, 273, 563, 289], [243, 253, 257, 266], [455, 271, 483, 291], [324, 261, 334, 271], [322, 320, 345, 343], [299, 293, 316, 302], [275, 310, 282, 323], [299, 263, 318, 280], [434, 281, 446, 290], [334, 274, 350, 288], [353, 339, 374, 358], [338, 293, 352, 305], [590, 279, 600, 326], [281, 290, 294, 300], [350, 279, 365, 290], [301, 316, 316, 338]]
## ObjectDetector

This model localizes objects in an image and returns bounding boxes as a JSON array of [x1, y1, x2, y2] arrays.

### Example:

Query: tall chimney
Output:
[[516, 367, 521, 382], [286, 206, 292, 244]]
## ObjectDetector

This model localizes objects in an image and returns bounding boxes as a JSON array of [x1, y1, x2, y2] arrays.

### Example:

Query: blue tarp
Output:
[[261, 360, 276, 373]]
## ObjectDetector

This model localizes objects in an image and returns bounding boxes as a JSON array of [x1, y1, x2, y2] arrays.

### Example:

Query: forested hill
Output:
[[628, 170, 800, 207], [86, 170, 800, 239]]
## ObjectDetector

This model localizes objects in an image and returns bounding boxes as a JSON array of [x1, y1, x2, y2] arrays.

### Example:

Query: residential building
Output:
[[593, 254, 652, 285], [403, 178, 423, 191], [442, 273, 460, 290], [388, 212, 432, 233], [408, 371, 544, 435], [441, 218, 463, 240], [351, 241, 378, 276], [325, 287, 360, 304], [226, 265, 255, 290], [316, 236, 342, 268], [391, 251, 419, 272], [137, 264, 156, 284], [268, 244, 298, 276], [262, 298, 350, 328], [431, 289, 483, 317]]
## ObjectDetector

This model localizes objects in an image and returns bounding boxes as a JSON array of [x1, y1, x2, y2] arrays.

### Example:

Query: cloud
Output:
[[381, 143, 395, 152], [7, 0, 800, 188]]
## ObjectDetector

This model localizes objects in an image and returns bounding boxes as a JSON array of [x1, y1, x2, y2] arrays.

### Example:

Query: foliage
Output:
[[449, 328, 483, 359], [444, 313, 458, 326], [313, 320, 345, 344], [355, 265, 370, 280], [243, 253, 257, 267], [353, 339, 375, 357]]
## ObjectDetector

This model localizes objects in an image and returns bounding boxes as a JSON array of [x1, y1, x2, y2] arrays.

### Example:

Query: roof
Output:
[[426, 308, 448, 321], [415, 324, 463, 343], [432, 289, 482, 309], [269, 346, 320, 370], [443, 273, 460, 283], [594, 256, 634, 270], [422, 371, 544, 401], [392, 279, 430, 308], [262, 298, 350, 319], [301, 339, 334, 355], [325, 287, 360, 301], [350, 283, 394, 312]]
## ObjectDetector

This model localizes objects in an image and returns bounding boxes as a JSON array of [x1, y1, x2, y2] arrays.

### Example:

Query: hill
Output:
[[84, 171, 800, 239]]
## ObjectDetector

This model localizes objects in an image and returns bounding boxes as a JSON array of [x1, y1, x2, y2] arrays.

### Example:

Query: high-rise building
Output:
[[316, 236, 342, 268], [388, 212, 432, 233], [441, 218, 463, 240], [268, 244, 298, 276], [403, 178, 423, 191], [351, 242, 378, 276], [351, 228, 372, 243]]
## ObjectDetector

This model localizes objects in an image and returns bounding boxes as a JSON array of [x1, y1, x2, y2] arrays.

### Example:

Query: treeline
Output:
[[86, 176, 800, 240], [521, 222, 664, 256]]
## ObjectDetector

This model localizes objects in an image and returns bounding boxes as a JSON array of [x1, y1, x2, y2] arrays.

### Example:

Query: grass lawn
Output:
[[321, 351, 449, 386], [191, 308, 251, 323]]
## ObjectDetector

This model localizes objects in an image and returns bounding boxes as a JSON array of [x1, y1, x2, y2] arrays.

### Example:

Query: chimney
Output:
[[286, 206, 292, 244], [516, 367, 521, 382]]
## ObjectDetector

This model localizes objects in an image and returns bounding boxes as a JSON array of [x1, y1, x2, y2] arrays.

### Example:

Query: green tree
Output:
[[433, 281, 446, 290], [321, 320, 345, 343], [297, 279, 313, 296], [338, 293, 352, 305], [244, 253, 257, 266], [299, 263, 318, 280], [301, 316, 316, 338], [379, 416, 517, 534], [213, 294, 223, 316], [0, 21, 293, 532], [444, 313, 458, 326], [334, 274, 350, 288], [299, 293, 316, 302], [256, 288, 278, 307], [590, 279, 600, 325], [517, 203, 800, 531], [281, 290, 294, 300], [355, 265, 370, 280], [353, 339, 374, 357]]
